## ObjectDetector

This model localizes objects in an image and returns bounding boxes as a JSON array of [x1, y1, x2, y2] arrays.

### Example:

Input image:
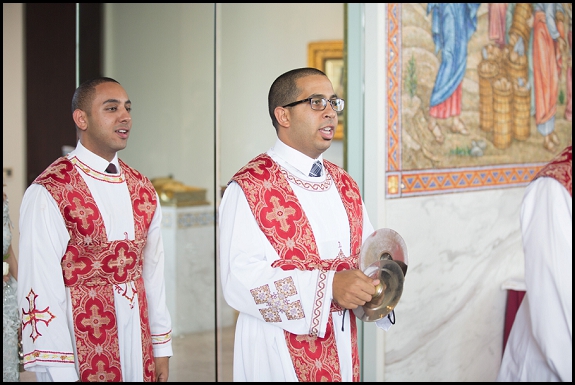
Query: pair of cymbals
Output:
[[353, 228, 408, 322]]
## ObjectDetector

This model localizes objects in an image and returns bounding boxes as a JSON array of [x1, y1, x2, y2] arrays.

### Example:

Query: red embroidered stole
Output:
[[231, 153, 363, 382], [533, 145, 572, 197], [34, 157, 157, 382]]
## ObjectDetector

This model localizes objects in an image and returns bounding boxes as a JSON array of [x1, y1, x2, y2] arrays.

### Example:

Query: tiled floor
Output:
[[19, 326, 235, 382], [18, 370, 35, 382], [170, 325, 234, 382]]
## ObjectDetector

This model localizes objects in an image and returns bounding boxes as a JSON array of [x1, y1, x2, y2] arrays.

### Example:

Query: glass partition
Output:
[[103, 3, 220, 380]]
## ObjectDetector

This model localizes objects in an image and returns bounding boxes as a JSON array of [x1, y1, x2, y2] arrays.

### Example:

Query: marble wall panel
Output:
[[380, 188, 526, 381]]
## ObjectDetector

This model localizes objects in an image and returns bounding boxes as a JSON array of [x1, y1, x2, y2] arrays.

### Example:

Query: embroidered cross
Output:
[[69, 197, 95, 230], [80, 304, 112, 339], [250, 277, 304, 322], [252, 159, 268, 175], [266, 196, 296, 232], [61, 250, 88, 281], [136, 194, 155, 223], [21, 289, 56, 342], [295, 333, 320, 353], [50, 163, 70, 180], [107, 247, 134, 277], [87, 360, 118, 382]]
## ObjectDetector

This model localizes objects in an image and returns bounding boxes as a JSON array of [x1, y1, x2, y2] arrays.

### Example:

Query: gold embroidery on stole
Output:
[[34, 157, 157, 382], [232, 153, 363, 381]]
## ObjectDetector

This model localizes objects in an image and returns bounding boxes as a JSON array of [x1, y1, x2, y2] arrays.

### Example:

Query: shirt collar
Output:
[[271, 138, 323, 177], [68, 140, 119, 173]]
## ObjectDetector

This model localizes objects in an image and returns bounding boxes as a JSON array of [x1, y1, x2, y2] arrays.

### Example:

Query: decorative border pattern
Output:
[[178, 211, 214, 228], [70, 156, 124, 184], [281, 167, 333, 192], [385, 3, 545, 198], [161, 209, 215, 229], [151, 329, 173, 346]]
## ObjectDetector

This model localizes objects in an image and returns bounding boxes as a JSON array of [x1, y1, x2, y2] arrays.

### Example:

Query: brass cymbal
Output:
[[359, 228, 408, 276], [353, 228, 409, 322], [352, 259, 405, 322]]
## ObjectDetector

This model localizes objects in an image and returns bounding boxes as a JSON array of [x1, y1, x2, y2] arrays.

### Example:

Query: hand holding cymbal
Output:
[[353, 228, 409, 322], [333, 269, 380, 309]]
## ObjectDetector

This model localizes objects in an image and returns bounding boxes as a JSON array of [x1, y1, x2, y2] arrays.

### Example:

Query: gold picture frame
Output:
[[308, 40, 345, 140]]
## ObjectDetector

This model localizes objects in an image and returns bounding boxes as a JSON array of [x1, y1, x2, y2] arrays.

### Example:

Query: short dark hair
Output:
[[71, 77, 120, 115], [268, 67, 327, 130]]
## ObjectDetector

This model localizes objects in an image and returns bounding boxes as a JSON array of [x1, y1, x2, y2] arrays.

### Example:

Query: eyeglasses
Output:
[[282, 97, 345, 112]]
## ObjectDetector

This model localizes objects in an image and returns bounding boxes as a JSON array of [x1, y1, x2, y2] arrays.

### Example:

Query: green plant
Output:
[[449, 146, 471, 156], [559, 89, 565, 105], [405, 54, 417, 99]]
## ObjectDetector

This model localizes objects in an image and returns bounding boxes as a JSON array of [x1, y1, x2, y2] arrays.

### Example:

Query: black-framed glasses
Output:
[[282, 97, 345, 112]]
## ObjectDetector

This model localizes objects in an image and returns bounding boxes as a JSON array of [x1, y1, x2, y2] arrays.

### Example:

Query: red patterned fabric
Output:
[[34, 157, 157, 382], [232, 153, 363, 382], [533, 145, 572, 197]]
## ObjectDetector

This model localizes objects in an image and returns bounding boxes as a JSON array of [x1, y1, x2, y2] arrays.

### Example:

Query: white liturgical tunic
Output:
[[219, 138, 392, 382], [497, 176, 572, 381], [17, 141, 173, 382]]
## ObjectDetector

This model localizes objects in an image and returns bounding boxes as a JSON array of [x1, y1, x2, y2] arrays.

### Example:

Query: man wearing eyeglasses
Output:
[[219, 67, 393, 381]]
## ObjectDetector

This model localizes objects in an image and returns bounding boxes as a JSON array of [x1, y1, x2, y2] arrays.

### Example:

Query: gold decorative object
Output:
[[308, 40, 345, 140], [387, 175, 399, 195], [151, 176, 209, 207]]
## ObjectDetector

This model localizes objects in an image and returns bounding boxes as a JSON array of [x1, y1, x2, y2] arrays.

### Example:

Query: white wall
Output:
[[218, 4, 344, 184], [103, 3, 217, 202], [2, 3, 25, 257]]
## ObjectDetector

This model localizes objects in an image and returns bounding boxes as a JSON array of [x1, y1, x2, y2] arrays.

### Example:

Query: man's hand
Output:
[[333, 269, 380, 309], [155, 356, 170, 382]]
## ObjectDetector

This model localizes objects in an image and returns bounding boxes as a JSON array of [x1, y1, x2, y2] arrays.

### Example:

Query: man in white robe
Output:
[[219, 67, 393, 382], [18, 77, 172, 382], [497, 145, 572, 381]]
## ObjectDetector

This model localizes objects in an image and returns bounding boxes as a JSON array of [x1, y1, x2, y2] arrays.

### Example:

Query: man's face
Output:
[[80, 82, 132, 161], [279, 74, 338, 159]]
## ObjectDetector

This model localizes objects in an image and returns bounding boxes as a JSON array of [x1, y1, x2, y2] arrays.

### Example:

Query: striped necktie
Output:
[[309, 160, 322, 177]]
